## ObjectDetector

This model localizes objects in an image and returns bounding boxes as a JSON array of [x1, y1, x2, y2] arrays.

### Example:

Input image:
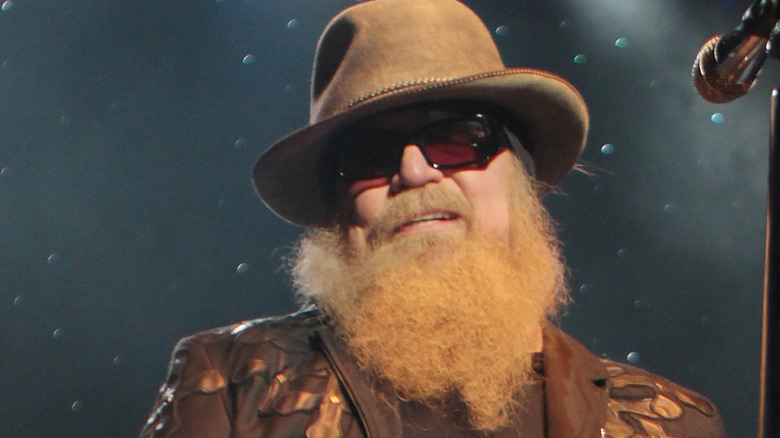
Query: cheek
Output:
[[457, 156, 514, 238], [346, 185, 389, 253], [352, 187, 388, 226], [471, 193, 511, 237]]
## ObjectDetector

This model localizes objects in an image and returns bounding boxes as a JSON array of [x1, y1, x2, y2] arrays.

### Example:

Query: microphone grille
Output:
[[692, 35, 753, 104]]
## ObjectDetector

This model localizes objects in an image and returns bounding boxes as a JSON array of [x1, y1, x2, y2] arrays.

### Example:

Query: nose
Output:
[[390, 144, 443, 193]]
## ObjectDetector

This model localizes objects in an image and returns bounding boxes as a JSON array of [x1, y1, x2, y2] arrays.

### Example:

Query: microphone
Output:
[[692, 0, 780, 103]]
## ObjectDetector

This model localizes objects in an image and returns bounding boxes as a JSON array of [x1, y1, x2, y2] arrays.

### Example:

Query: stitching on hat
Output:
[[340, 68, 581, 111], [341, 77, 453, 109]]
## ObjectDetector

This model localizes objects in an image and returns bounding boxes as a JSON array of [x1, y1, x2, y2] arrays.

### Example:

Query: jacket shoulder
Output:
[[171, 308, 325, 387], [180, 308, 323, 356], [140, 309, 341, 437], [601, 359, 726, 438]]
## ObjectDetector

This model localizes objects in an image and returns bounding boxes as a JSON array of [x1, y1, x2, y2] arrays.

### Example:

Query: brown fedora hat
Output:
[[253, 0, 588, 226]]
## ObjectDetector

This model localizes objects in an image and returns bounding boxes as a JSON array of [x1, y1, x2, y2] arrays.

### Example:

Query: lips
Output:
[[396, 211, 461, 233]]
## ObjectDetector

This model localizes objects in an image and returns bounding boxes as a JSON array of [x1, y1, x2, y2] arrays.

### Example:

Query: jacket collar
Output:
[[315, 325, 402, 438], [542, 325, 609, 438], [315, 323, 608, 437]]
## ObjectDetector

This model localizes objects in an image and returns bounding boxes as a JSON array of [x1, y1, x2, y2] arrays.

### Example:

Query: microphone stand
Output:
[[691, 2, 780, 435], [760, 87, 780, 438]]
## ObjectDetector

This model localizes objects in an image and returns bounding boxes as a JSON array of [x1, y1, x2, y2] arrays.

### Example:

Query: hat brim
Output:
[[252, 68, 588, 226]]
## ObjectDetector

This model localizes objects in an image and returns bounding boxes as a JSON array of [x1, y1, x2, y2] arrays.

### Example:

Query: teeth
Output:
[[407, 214, 453, 224]]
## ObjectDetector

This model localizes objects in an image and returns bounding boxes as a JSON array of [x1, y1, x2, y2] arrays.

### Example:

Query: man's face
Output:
[[338, 106, 518, 254], [294, 107, 564, 431]]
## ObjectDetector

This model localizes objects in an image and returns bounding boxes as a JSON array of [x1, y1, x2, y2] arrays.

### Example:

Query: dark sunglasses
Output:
[[336, 113, 507, 181]]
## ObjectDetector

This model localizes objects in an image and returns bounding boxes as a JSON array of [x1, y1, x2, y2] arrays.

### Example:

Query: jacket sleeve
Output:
[[139, 337, 232, 438], [602, 360, 728, 438]]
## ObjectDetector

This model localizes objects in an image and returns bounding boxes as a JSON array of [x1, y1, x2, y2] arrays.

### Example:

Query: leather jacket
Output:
[[139, 309, 726, 437]]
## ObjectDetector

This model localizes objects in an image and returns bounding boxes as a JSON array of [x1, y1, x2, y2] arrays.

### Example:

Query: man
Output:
[[139, 0, 726, 436]]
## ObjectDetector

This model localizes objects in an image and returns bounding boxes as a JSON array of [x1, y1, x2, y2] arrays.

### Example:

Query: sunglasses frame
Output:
[[336, 112, 509, 181]]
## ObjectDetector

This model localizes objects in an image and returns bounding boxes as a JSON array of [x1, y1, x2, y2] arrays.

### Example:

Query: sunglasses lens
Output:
[[421, 119, 487, 167], [339, 131, 400, 180]]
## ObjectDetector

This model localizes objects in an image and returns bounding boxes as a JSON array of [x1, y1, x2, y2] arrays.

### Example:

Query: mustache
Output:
[[365, 185, 474, 246]]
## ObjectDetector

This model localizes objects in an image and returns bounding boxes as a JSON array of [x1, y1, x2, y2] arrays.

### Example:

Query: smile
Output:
[[396, 212, 461, 233]]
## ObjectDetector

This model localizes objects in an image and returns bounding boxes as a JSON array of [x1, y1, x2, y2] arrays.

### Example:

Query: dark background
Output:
[[0, 0, 774, 436]]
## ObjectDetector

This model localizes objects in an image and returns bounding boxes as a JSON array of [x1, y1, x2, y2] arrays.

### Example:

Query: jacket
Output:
[[139, 309, 726, 437]]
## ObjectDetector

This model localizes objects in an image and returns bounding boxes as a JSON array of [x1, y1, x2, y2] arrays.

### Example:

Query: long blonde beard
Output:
[[291, 158, 567, 432]]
